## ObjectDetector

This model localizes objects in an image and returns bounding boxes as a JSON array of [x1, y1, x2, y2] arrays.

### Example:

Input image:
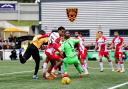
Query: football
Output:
[[61, 77, 71, 85]]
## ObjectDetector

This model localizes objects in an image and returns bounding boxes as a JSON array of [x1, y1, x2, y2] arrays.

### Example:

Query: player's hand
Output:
[[60, 51, 64, 57]]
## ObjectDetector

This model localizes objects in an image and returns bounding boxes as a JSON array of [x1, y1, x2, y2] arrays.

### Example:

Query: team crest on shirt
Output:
[[66, 7, 78, 22]]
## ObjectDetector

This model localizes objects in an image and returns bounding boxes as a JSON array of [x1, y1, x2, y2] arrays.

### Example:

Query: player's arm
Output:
[[38, 32, 51, 39], [121, 38, 125, 48], [42, 38, 48, 43], [53, 42, 64, 57], [59, 43, 65, 57], [73, 39, 80, 45], [94, 39, 98, 51], [104, 37, 109, 50], [94, 43, 98, 51], [109, 38, 114, 49], [60, 43, 65, 52]]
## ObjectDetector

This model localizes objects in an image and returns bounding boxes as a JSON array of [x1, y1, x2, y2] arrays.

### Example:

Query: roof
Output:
[[3, 28, 28, 33]]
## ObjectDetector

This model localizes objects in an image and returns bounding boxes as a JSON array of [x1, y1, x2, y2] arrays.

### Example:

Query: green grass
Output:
[[0, 61, 128, 89], [8, 20, 39, 26]]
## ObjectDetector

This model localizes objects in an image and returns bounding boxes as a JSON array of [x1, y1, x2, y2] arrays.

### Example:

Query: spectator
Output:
[[0, 51, 3, 60], [6, 40, 10, 49], [0, 37, 2, 42], [10, 49, 17, 60], [8, 34, 14, 42], [0, 42, 2, 50]]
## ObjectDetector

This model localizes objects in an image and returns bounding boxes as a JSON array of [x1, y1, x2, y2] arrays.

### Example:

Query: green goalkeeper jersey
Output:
[[61, 38, 80, 58]]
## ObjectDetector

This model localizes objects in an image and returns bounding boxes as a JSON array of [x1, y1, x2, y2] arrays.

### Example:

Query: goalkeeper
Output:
[[61, 31, 83, 78]]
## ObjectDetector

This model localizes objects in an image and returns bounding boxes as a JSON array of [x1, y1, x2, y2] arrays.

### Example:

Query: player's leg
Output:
[[45, 59, 56, 80], [58, 66, 62, 74], [118, 52, 125, 73], [84, 49, 88, 68], [73, 56, 83, 77], [69, 56, 83, 75], [51, 54, 63, 78], [62, 57, 83, 78], [31, 47, 40, 79], [62, 58, 69, 77], [60, 65, 64, 75], [79, 51, 89, 75], [74, 63, 83, 74], [43, 51, 53, 78], [104, 52, 114, 71], [114, 52, 121, 72], [19, 44, 32, 64], [42, 57, 49, 75], [98, 52, 104, 72], [115, 58, 120, 72]]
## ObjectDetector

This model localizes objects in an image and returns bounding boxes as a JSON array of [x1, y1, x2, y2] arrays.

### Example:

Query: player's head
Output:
[[65, 31, 70, 39], [58, 26, 65, 36], [98, 31, 103, 37], [114, 31, 119, 37], [79, 33, 82, 37], [39, 30, 46, 35], [74, 32, 79, 37]]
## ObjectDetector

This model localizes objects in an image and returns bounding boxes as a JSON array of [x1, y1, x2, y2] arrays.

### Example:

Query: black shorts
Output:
[[23, 43, 40, 61]]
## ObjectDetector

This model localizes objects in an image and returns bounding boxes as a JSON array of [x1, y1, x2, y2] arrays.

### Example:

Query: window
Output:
[[52, 30, 90, 37], [110, 29, 128, 37]]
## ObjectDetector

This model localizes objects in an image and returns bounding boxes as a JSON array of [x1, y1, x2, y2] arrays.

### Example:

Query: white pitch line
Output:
[[108, 82, 128, 89], [88, 67, 111, 69], [0, 70, 34, 76], [0, 69, 42, 76], [0, 67, 108, 76], [71, 67, 128, 70]]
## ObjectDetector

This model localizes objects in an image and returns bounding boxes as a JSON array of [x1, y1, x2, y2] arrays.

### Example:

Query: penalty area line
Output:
[[107, 82, 128, 89]]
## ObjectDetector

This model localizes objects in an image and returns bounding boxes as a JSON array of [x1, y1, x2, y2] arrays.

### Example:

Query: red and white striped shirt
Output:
[[111, 36, 124, 52], [96, 36, 108, 52]]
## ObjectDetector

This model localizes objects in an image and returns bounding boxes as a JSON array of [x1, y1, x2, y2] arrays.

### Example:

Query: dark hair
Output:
[[65, 31, 70, 34], [98, 31, 103, 34], [74, 31, 79, 34], [39, 30, 46, 35], [114, 31, 119, 34], [58, 26, 65, 31]]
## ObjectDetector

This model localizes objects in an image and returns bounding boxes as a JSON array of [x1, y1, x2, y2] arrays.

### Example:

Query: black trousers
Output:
[[23, 44, 40, 75]]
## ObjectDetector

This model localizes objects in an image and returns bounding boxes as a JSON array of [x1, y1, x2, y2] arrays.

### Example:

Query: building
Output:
[[0, 1, 39, 20], [41, 0, 128, 43]]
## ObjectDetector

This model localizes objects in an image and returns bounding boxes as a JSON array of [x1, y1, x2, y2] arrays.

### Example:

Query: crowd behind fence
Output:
[[1, 35, 128, 50]]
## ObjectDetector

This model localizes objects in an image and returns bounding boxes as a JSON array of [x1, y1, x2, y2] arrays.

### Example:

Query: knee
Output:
[[115, 59, 118, 63], [80, 60, 84, 65], [99, 59, 102, 62]]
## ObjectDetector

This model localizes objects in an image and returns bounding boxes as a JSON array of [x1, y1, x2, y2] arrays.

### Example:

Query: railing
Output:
[[1, 49, 128, 61]]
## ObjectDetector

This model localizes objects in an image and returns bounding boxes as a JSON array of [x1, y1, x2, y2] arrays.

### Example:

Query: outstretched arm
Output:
[[73, 39, 80, 45], [38, 32, 51, 39]]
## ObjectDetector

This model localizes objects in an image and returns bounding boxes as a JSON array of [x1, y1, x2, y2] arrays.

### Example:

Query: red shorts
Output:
[[98, 51, 109, 58], [78, 49, 87, 61], [45, 51, 61, 62], [114, 52, 123, 59]]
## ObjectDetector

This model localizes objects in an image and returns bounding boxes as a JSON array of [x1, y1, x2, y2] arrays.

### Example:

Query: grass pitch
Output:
[[0, 60, 128, 89]]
